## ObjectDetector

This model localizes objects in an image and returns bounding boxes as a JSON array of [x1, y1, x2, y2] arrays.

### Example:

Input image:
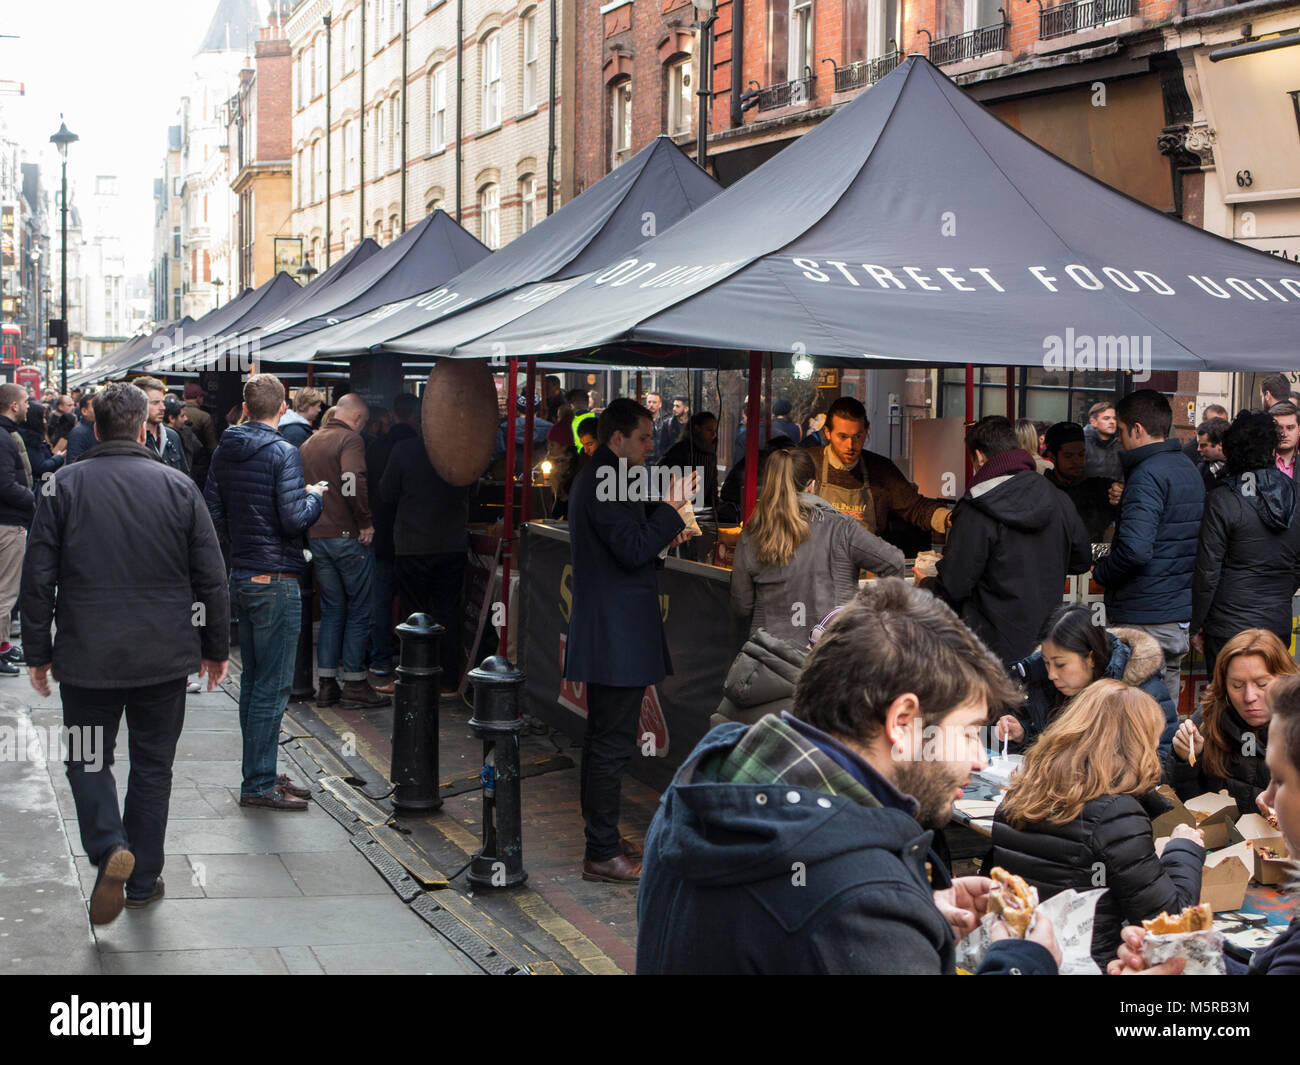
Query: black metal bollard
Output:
[[390, 614, 443, 813], [291, 563, 315, 699], [465, 655, 528, 888]]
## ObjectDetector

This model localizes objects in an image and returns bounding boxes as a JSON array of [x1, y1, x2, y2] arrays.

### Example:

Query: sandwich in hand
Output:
[[987, 867, 1039, 937], [1142, 903, 1213, 936]]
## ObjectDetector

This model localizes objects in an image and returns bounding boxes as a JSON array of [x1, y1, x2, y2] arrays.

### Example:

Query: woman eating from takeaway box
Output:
[[1166, 627, 1297, 816], [1110, 671, 1300, 975], [983, 679, 1205, 970]]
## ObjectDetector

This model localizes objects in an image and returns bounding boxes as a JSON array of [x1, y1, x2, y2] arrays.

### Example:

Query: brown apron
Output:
[[816, 448, 875, 532]]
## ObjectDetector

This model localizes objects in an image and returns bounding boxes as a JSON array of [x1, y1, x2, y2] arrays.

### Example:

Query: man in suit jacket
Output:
[[565, 397, 696, 883]]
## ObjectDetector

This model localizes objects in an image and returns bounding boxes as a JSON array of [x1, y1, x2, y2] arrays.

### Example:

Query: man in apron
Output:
[[806, 396, 952, 549]]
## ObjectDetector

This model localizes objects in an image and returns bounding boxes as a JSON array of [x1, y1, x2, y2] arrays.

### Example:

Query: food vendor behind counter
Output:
[[805, 396, 953, 554]]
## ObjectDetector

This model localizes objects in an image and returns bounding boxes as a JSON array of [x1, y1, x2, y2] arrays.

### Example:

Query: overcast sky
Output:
[[1, 1, 251, 275]]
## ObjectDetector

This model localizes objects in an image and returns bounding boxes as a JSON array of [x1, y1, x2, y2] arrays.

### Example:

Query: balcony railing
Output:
[[831, 50, 902, 94], [1037, 0, 1135, 40], [753, 69, 816, 111], [928, 18, 1009, 64]]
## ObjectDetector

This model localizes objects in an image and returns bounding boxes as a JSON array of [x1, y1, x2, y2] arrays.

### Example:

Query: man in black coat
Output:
[[566, 398, 695, 884], [1084, 401, 1124, 483], [64, 392, 97, 463], [936, 416, 1091, 665], [134, 376, 190, 475], [19, 381, 229, 924], [0, 384, 34, 676], [1041, 421, 1119, 542]]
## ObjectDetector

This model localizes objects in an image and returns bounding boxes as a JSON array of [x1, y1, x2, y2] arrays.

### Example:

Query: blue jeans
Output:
[[233, 576, 302, 797], [369, 555, 396, 673], [312, 537, 374, 682]]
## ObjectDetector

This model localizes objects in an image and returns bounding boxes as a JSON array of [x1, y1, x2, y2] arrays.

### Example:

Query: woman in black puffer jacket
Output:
[[18, 401, 64, 484], [1191, 413, 1300, 672], [984, 679, 1205, 969], [1166, 627, 1297, 815]]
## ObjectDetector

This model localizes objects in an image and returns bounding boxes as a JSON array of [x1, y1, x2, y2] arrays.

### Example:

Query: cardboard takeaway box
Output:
[[1151, 787, 1239, 850], [1156, 836, 1253, 912], [1232, 813, 1291, 887]]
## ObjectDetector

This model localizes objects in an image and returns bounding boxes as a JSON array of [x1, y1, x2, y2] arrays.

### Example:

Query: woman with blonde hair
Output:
[[1166, 627, 1297, 814], [1016, 417, 1052, 474], [729, 447, 904, 647], [984, 679, 1205, 968]]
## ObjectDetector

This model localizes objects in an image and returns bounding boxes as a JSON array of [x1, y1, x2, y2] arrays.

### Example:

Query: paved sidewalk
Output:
[[0, 675, 475, 975]]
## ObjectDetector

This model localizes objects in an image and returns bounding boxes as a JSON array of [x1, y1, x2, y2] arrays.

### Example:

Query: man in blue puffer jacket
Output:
[[1093, 390, 1204, 709], [205, 374, 324, 811]]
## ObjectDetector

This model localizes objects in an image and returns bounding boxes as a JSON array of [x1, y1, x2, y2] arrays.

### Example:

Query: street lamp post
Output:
[[50, 119, 78, 394], [298, 257, 318, 284], [212, 276, 224, 308]]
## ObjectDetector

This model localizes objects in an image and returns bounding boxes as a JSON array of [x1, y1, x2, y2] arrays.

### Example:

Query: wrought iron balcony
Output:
[[829, 50, 902, 94], [928, 17, 1009, 64], [749, 69, 816, 112], [1036, 0, 1135, 40]]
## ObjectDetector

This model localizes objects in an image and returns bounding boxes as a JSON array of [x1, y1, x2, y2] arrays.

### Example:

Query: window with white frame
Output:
[[789, 0, 812, 82], [296, 149, 306, 205], [667, 56, 692, 136], [313, 34, 326, 98], [481, 31, 501, 130], [867, 0, 900, 57], [521, 10, 538, 112], [344, 11, 358, 72], [344, 120, 358, 187], [610, 78, 632, 168], [479, 184, 500, 249], [428, 64, 447, 151], [341, 222, 353, 252], [374, 104, 385, 176], [389, 0, 401, 37], [376, 0, 388, 47], [519, 173, 536, 232], [389, 213, 399, 240], [311, 139, 322, 201], [389, 94, 400, 171]]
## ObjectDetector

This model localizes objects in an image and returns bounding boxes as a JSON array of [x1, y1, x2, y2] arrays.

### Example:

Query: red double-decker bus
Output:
[[0, 324, 19, 369]]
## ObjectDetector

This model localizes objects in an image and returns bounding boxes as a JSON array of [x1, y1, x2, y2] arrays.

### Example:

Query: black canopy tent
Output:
[[231, 211, 490, 368], [72, 315, 197, 391], [311, 136, 722, 362]]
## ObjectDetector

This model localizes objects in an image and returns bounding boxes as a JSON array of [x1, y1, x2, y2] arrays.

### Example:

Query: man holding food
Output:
[[636, 578, 1061, 974]]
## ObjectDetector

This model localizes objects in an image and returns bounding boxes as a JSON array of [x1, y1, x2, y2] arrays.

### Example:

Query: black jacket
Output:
[[938, 464, 1091, 664], [0, 415, 35, 527], [64, 417, 96, 463], [660, 434, 719, 518], [379, 433, 469, 557], [1084, 424, 1124, 482], [145, 423, 190, 475], [1191, 469, 1300, 642], [564, 445, 684, 687], [1164, 706, 1270, 815], [1009, 627, 1178, 760], [204, 422, 323, 577], [16, 425, 64, 485], [19, 441, 230, 687], [983, 791, 1204, 969], [638, 719, 1057, 975], [1043, 467, 1116, 542], [1249, 915, 1300, 974], [367, 423, 416, 562]]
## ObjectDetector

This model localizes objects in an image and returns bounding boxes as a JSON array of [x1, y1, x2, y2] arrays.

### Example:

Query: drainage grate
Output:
[[410, 894, 519, 975], [312, 786, 371, 837], [351, 834, 423, 902], [290, 737, 355, 780], [367, 825, 448, 887], [318, 775, 390, 827]]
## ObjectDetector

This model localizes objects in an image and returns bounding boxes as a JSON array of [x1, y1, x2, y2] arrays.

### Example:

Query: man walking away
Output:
[[300, 392, 390, 709], [20, 381, 229, 923], [135, 376, 190, 475], [0, 384, 33, 676], [64, 393, 96, 463], [1084, 401, 1124, 483], [1270, 401, 1299, 479], [935, 416, 1091, 665], [1093, 389, 1205, 707], [206, 374, 324, 810], [565, 398, 696, 883]]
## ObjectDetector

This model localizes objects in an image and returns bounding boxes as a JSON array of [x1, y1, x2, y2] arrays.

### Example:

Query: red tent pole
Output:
[[743, 351, 762, 520], [965, 362, 975, 488], [521, 356, 536, 524], [763, 352, 773, 445], [500, 356, 518, 657]]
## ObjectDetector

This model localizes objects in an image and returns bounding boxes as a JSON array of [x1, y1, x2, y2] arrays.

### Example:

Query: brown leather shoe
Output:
[[369, 678, 396, 695], [276, 773, 312, 799], [125, 876, 165, 910], [340, 681, 391, 708], [240, 786, 308, 811], [582, 854, 642, 883], [619, 837, 644, 860], [316, 677, 341, 707], [89, 845, 135, 926]]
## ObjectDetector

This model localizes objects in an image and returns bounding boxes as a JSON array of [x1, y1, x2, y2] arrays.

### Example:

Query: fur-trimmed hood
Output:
[[1107, 626, 1164, 688]]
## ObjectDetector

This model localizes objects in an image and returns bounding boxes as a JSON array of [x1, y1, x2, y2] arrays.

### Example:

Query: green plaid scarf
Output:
[[712, 714, 881, 808]]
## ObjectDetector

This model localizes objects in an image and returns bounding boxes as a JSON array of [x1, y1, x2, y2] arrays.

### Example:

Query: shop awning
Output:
[[70, 316, 196, 389], [312, 135, 721, 360], [399, 55, 1300, 372], [246, 211, 489, 365]]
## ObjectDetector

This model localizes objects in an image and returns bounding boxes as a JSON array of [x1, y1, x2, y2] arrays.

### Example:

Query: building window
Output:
[[428, 64, 447, 151], [609, 78, 632, 168], [389, 213, 399, 240], [481, 31, 501, 130], [296, 149, 305, 204], [373, 105, 385, 177], [479, 183, 500, 249], [767, 0, 788, 83], [311, 138, 323, 201], [376, 0, 388, 48], [344, 120, 358, 187], [344, 11, 358, 72], [313, 35, 326, 98], [374, 220, 383, 241], [389, 94, 400, 171], [312, 237, 321, 265], [519, 173, 536, 232], [842, 0, 867, 64], [173, 226, 181, 259], [521, 10, 538, 112], [789, 0, 813, 80], [867, 0, 899, 58], [341, 222, 353, 252], [667, 56, 692, 136]]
